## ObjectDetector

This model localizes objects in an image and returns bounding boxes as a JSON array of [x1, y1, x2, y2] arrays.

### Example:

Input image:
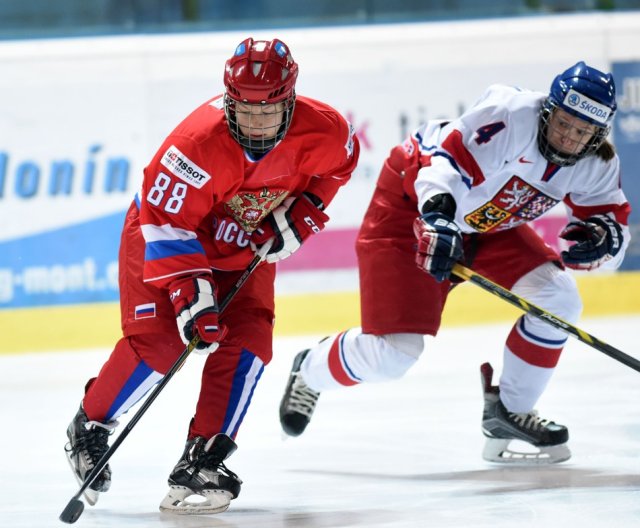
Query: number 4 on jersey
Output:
[[475, 122, 506, 145]]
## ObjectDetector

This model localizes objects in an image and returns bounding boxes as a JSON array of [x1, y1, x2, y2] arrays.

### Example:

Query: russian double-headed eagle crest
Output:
[[224, 187, 289, 232]]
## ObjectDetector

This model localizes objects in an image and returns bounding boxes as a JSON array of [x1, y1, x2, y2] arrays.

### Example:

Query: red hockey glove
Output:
[[168, 275, 227, 354], [413, 213, 464, 282], [560, 214, 623, 271], [250, 193, 329, 264]]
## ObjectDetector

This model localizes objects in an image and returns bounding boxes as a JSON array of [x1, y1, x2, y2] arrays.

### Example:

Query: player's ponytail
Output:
[[595, 139, 615, 162]]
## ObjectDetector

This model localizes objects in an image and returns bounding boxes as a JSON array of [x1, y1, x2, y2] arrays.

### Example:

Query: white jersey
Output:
[[414, 84, 630, 268]]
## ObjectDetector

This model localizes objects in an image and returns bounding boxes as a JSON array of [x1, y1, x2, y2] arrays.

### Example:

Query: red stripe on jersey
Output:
[[441, 129, 486, 187], [563, 196, 631, 225], [541, 162, 561, 182], [506, 325, 562, 368], [327, 333, 359, 386]]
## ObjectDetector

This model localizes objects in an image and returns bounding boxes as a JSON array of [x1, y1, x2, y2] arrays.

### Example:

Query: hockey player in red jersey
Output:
[[279, 61, 630, 464], [64, 38, 359, 513]]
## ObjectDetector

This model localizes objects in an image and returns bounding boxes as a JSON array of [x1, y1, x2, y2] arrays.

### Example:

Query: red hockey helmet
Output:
[[223, 38, 298, 154], [224, 38, 298, 104]]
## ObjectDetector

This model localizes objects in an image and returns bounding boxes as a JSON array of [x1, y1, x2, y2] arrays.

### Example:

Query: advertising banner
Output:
[[0, 144, 133, 308], [2, 17, 639, 314]]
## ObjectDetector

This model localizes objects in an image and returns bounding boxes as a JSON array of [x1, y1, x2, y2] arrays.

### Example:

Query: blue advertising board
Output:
[[0, 211, 124, 308], [612, 61, 640, 271]]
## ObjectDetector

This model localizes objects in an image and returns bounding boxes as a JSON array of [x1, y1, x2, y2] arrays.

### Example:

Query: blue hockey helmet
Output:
[[538, 61, 617, 166]]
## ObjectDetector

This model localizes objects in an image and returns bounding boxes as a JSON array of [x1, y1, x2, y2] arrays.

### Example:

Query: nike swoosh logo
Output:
[[518, 156, 533, 164]]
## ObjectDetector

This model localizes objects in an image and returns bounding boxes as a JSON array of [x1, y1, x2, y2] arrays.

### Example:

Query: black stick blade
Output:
[[59, 498, 84, 524]]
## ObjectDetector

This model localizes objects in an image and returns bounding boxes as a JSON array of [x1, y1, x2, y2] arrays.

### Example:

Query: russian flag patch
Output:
[[134, 303, 156, 320]]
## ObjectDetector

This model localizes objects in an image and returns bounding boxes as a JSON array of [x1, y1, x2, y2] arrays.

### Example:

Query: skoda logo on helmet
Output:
[[567, 93, 581, 106], [562, 88, 612, 124]]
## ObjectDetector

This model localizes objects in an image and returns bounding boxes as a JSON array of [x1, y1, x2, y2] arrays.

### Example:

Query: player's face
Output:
[[235, 102, 286, 140], [546, 108, 597, 156]]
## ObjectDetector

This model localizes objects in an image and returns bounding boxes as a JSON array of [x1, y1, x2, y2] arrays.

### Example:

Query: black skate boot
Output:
[[64, 405, 117, 505], [480, 362, 570, 464], [159, 434, 242, 515], [279, 349, 321, 437]]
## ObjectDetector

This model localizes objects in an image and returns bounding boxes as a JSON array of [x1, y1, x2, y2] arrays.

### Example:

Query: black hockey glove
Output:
[[559, 214, 623, 271], [413, 194, 463, 282]]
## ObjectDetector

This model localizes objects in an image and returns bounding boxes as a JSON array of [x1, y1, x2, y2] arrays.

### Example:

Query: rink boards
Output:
[[2, 14, 640, 354], [1, 270, 638, 354]]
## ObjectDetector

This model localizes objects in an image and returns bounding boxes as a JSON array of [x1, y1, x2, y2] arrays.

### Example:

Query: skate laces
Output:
[[187, 443, 239, 481], [68, 420, 116, 463], [508, 410, 553, 432], [287, 373, 319, 417]]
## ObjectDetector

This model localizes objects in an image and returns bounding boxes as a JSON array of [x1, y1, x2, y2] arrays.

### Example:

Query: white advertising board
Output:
[[1, 12, 639, 309]]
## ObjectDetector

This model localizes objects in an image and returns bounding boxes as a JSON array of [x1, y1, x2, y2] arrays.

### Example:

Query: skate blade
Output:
[[64, 443, 100, 506], [482, 438, 571, 465], [159, 485, 232, 515]]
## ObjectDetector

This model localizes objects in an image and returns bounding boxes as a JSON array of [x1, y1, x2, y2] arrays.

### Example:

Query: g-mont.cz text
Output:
[[0, 258, 118, 303]]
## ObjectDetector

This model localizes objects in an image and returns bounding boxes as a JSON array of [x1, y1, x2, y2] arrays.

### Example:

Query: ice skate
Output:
[[159, 434, 242, 515], [64, 405, 117, 505], [279, 349, 321, 437], [480, 362, 570, 464]]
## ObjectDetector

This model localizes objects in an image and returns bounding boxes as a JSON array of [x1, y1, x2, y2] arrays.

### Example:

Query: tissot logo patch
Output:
[[161, 145, 211, 189]]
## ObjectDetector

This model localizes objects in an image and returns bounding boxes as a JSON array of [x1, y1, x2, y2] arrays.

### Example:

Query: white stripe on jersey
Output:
[[140, 223, 198, 243]]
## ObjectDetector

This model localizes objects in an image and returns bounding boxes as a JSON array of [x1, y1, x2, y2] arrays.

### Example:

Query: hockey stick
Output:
[[451, 263, 640, 373], [59, 240, 273, 524]]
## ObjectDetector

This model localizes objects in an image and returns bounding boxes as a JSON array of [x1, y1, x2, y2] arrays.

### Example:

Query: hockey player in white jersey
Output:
[[279, 61, 631, 464]]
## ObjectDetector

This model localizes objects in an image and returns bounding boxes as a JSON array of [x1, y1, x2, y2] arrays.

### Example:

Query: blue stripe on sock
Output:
[[222, 349, 263, 435], [339, 331, 362, 382], [104, 360, 154, 421], [230, 363, 264, 439], [519, 317, 567, 347]]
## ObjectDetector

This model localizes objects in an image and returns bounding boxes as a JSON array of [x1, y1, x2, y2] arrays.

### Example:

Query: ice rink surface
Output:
[[2, 315, 640, 528]]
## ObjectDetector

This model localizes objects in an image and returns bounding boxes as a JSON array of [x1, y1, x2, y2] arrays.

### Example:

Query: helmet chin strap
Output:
[[539, 139, 582, 167], [232, 119, 287, 157], [231, 129, 277, 152], [243, 135, 280, 158]]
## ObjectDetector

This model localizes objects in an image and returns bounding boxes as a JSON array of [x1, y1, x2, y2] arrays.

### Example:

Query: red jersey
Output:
[[135, 95, 359, 287]]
